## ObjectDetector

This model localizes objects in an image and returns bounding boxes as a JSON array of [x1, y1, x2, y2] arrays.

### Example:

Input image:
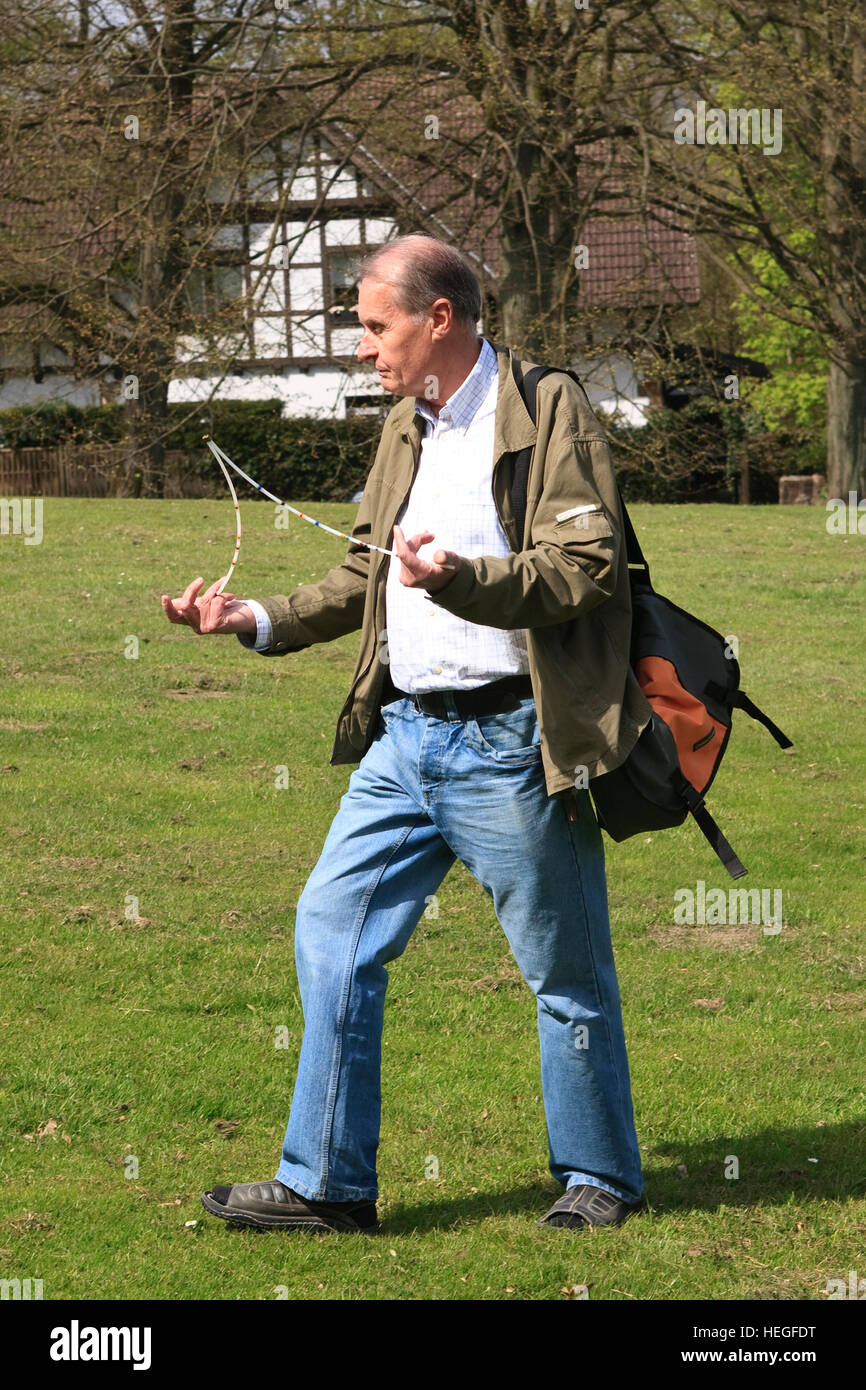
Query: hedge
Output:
[[0, 399, 382, 503], [607, 398, 825, 504], [0, 395, 825, 504]]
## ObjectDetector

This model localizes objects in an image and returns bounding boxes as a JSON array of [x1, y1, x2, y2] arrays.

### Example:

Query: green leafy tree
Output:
[[732, 240, 827, 434], [628, 1, 866, 497]]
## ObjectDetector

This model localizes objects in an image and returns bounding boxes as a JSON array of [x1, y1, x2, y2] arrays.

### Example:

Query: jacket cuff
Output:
[[424, 559, 476, 610]]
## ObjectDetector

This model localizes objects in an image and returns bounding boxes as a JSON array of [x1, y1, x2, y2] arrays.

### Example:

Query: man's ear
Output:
[[429, 297, 453, 340]]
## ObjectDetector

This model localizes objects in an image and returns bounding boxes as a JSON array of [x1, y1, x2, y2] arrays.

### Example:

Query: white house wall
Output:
[[0, 374, 101, 411], [167, 348, 649, 427], [574, 353, 650, 428], [1, 138, 650, 426], [0, 354, 649, 425], [168, 363, 382, 417]]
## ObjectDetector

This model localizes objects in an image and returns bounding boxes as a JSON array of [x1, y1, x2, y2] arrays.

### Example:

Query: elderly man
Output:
[[161, 233, 651, 1234]]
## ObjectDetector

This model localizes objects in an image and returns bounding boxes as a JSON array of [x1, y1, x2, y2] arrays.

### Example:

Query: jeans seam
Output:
[[559, 797, 631, 1128], [317, 820, 418, 1197]]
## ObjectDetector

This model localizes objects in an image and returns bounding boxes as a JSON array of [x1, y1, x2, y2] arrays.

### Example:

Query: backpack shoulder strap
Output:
[[508, 364, 549, 551], [704, 683, 794, 749], [510, 363, 651, 583], [674, 772, 748, 879]]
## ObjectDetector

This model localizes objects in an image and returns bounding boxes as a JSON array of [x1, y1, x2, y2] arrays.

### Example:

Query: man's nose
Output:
[[357, 332, 375, 361]]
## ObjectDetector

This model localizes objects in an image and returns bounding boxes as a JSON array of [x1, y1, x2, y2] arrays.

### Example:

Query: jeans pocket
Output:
[[378, 696, 409, 736], [464, 697, 542, 766]]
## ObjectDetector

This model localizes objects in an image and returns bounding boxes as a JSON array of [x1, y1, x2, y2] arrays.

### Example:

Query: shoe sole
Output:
[[200, 1190, 380, 1234]]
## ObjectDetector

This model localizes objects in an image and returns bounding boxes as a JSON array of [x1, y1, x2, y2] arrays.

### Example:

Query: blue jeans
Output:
[[275, 690, 642, 1206]]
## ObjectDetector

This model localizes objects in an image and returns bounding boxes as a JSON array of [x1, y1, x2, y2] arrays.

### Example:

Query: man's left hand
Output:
[[392, 523, 461, 593]]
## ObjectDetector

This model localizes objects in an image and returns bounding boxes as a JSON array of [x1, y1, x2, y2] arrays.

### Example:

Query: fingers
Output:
[[161, 593, 192, 626], [433, 550, 457, 570], [183, 577, 205, 602], [198, 587, 239, 634], [406, 530, 436, 550], [393, 523, 435, 553], [161, 577, 204, 630]]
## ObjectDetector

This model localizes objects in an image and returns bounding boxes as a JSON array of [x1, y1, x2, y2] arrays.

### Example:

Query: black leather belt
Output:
[[384, 671, 533, 720]]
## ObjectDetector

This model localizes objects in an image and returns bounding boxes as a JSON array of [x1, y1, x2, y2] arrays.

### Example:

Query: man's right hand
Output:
[[161, 577, 257, 636]]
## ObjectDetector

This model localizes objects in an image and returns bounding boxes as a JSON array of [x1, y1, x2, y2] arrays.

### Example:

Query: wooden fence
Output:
[[0, 446, 212, 498]]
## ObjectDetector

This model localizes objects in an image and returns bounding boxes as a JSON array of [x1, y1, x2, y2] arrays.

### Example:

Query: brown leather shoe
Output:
[[201, 1179, 380, 1233], [537, 1183, 644, 1229]]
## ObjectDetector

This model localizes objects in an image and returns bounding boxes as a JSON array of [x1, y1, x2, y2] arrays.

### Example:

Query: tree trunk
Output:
[[498, 218, 546, 355], [823, 22, 866, 502], [118, 0, 194, 498], [826, 347, 866, 501], [121, 365, 170, 498], [497, 145, 577, 359]]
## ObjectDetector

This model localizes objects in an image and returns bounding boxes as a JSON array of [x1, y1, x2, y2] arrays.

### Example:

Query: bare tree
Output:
[[0, 0, 419, 493], [330, 0, 865, 494], [324, 1, 702, 361], [5, 1, 861, 497], [621, 0, 866, 498]]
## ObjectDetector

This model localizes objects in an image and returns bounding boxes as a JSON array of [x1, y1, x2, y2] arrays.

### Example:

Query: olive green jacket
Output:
[[244, 341, 652, 797]]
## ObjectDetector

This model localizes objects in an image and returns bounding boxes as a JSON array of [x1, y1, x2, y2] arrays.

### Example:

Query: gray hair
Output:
[[358, 234, 482, 328]]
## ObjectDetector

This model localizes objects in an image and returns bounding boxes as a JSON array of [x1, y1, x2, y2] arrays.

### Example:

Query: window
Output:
[[186, 127, 397, 367], [184, 263, 244, 317], [326, 251, 362, 325]]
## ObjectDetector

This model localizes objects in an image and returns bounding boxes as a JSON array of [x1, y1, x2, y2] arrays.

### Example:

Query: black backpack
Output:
[[508, 364, 793, 880]]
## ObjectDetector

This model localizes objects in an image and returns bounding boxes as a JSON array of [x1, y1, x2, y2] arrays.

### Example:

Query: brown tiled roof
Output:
[[321, 74, 700, 309], [0, 70, 699, 343], [0, 198, 120, 259]]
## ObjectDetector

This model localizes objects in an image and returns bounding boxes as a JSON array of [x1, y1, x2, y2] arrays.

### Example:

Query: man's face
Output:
[[356, 275, 434, 398]]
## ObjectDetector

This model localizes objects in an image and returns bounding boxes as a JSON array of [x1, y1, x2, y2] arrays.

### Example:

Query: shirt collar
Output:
[[414, 336, 498, 434]]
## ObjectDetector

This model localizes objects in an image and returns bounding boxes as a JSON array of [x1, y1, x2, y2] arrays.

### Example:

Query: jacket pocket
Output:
[[554, 504, 613, 541]]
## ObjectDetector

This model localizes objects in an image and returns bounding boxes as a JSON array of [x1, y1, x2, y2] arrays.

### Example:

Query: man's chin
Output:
[[378, 375, 410, 395]]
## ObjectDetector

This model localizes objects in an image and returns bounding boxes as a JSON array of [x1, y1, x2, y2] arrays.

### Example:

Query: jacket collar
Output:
[[385, 340, 539, 461]]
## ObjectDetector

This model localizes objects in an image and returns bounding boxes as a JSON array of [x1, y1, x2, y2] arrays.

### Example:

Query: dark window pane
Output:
[[327, 250, 361, 324]]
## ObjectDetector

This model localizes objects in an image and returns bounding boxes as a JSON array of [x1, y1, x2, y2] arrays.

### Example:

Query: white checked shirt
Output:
[[242, 337, 529, 691]]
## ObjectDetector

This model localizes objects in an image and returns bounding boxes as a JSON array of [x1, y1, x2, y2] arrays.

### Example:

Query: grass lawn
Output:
[[0, 496, 863, 1301]]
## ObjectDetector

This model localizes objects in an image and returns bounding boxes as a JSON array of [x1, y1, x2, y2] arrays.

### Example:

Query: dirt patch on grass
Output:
[[0, 1210, 53, 1235], [811, 990, 865, 1014], [650, 925, 761, 951], [162, 688, 233, 700], [451, 961, 525, 992]]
